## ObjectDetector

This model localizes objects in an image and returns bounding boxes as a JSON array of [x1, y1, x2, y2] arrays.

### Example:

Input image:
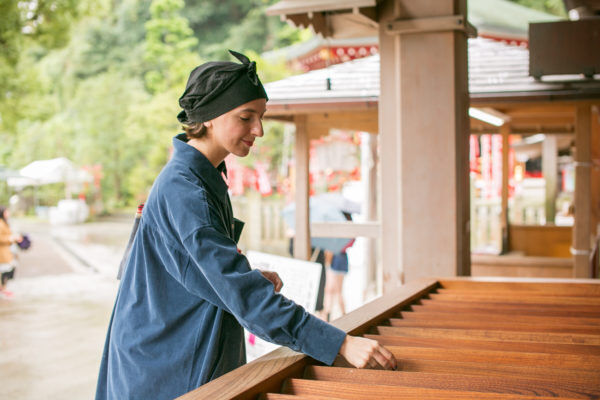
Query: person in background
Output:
[[323, 212, 354, 320], [96, 51, 396, 400], [0, 206, 22, 299], [287, 238, 328, 319]]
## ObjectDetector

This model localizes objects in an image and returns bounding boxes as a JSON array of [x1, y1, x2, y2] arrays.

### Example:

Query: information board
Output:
[[244, 251, 323, 362]]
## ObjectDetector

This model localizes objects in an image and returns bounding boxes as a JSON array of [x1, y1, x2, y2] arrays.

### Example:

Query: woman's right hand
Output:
[[338, 335, 397, 370]]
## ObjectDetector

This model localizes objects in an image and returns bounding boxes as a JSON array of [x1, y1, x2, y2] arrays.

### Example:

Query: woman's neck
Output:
[[187, 137, 228, 168]]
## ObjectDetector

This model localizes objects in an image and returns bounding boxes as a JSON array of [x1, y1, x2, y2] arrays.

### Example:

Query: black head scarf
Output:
[[177, 50, 268, 125]]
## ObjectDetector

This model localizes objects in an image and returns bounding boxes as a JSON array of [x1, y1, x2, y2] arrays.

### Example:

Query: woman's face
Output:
[[205, 98, 267, 160]]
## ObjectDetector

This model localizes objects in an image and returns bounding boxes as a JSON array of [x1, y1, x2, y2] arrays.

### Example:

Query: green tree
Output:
[[144, 0, 199, 93], [507, 0, 567, 16]]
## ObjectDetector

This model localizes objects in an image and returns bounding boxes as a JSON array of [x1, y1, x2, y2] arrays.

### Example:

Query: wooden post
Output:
[[500, 124, 510, 254], [379, 0, 471, 289], [361, 132, 378, 297], [592, 105, 600, 278], [542, 135, 558, 224], [293, 116, 311, 260], [573, 105, 592, 278]]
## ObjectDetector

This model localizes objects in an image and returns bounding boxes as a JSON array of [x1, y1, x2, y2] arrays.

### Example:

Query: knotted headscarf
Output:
[[177, 50, 268, 125]]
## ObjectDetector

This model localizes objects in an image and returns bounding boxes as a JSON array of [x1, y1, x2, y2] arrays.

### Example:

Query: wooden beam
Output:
[[310, 222, 380, 238], [306, 110, 379, 134], [508, 115, 574, 126], [573, 105, 592, 278], [293, 115, 311, 261]]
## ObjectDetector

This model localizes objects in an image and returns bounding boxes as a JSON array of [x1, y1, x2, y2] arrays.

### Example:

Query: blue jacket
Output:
[[96, 134, 346, 400]]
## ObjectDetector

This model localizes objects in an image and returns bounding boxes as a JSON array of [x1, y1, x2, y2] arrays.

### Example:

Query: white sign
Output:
[[244, 251, 323, 362]]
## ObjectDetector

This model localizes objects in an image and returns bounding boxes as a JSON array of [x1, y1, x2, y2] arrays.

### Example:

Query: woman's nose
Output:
[[252, 121, 264, 137]]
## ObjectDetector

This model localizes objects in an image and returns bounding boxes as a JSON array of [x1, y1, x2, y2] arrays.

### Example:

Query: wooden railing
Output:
[[177, 277, 600, 399]]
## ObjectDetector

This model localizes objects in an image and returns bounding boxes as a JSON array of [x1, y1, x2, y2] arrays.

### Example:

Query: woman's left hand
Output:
[[260, 270, 283, 292]]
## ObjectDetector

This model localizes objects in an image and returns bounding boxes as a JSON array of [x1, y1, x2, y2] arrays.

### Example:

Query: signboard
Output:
[[244, 251, 323, 362]]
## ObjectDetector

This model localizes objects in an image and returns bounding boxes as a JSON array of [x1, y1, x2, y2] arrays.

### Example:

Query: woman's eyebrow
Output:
[[240, 108, 266, 117]]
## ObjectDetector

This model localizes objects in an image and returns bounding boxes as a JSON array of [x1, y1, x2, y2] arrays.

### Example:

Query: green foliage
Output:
[[506, 0, 567, 16], [1, 0, 301, 213], [144, 0, 199, 93]]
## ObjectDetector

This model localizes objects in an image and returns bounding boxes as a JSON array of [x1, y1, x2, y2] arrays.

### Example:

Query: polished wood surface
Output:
[[178, 277, 600, 400]]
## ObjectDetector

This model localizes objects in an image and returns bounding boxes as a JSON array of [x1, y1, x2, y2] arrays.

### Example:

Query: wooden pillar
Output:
[[293, 115, 311, 260], [592, 105, 600, 248], [379, 0, 471, 289], [361, 132, 378, 297], [573, 105, 592, 278], [500, 124, 510, 253], [542, 135, 558, 224]]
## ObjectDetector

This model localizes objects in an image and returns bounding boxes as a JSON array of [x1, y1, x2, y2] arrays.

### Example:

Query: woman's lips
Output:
[[242, 140, 254, 147]]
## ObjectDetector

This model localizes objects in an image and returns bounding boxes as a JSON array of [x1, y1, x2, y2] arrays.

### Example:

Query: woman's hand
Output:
[[260, 270, 283, 293], [338, 335, 397, 370], [11, 234, 22, 243]]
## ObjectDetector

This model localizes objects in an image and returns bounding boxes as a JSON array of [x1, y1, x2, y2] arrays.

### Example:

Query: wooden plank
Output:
[[304, 367, 600, 399], [414, 300, 600, 318], [363, 334, 600, 356], [374, 326, 600, 346], [397, 311, 600, 327], [330, 278, 438, 335], [427, 292, 600, 305], [283, 378, 582, 400], [387, 318, 600, 335], [437, 277, 600, 296], [262, 394, 341, 400], [435, 287, 597, 297], [381, 345, 600, 369], [418, 298, 600, 311], [395, 358, 600, 384]]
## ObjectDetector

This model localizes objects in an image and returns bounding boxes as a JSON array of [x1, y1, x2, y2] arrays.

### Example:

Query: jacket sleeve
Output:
[[0, 223, 12, 245], [181, 226, 346, 366]]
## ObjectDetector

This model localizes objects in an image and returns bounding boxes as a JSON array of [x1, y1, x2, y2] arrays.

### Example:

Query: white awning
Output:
[[266, 0, 376, 16], [266, 0, 378, 38]]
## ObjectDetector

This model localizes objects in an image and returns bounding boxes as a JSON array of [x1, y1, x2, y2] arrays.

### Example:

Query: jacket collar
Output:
[[172, 134, 229, 198]]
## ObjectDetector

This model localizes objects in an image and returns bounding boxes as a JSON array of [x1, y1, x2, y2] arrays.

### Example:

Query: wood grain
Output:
[[178, 277, 600, 399], [374, 325, 600, 345], [304, 366, 600, 399], [363, 334, 600, 356], [282, 378, 583, 400]]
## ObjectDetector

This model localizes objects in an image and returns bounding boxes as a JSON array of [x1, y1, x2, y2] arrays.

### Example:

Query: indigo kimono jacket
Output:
[[96, 134, 346, 400]]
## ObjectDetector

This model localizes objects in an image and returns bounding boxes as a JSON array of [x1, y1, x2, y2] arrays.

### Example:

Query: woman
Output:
[[96, 51, 396, 400], [0, 206, 22, 298]]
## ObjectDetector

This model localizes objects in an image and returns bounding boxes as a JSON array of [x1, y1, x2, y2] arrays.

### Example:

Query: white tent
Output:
[[7, 158, 92, 191]]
